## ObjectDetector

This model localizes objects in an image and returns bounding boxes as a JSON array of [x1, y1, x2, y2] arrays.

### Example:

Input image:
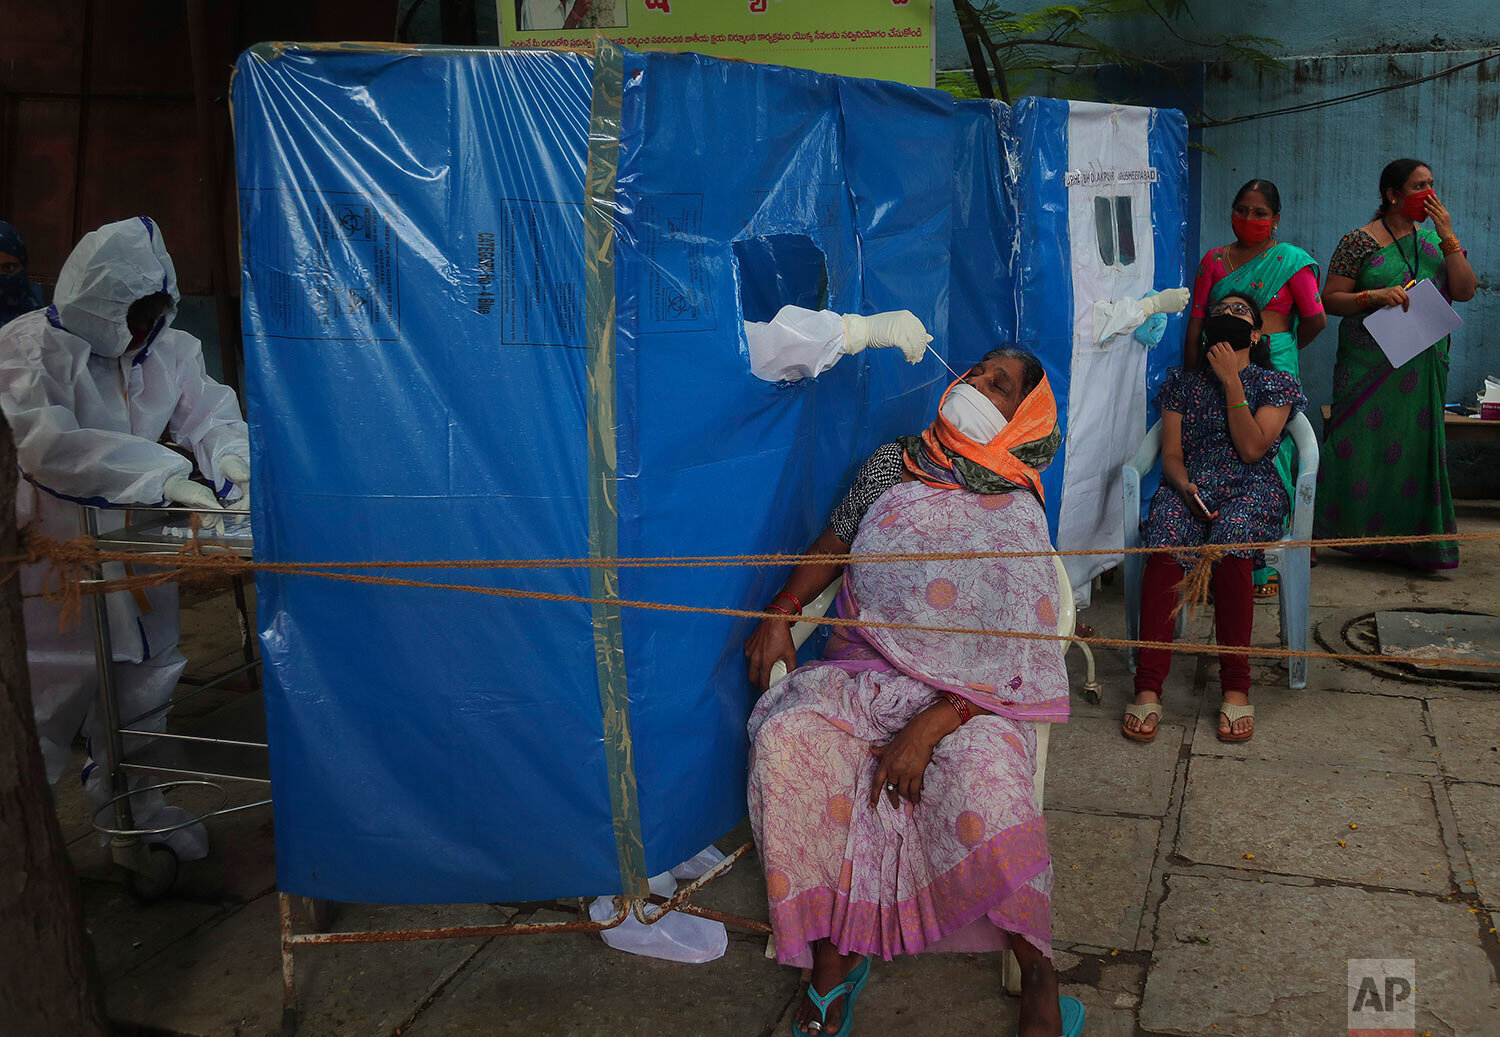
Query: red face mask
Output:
[[1400, 188, 1435, 221], [1231, 213, 1273, 245]]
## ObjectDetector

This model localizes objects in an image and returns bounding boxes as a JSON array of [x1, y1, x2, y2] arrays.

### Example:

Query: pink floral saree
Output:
[[748, 480, 1069, 968]]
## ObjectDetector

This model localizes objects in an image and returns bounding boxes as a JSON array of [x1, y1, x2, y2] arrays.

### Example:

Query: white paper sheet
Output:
[[1364, 278, 1464, 369]]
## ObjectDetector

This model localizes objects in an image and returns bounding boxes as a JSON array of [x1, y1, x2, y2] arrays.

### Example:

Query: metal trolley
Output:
[[81, 503, 269, 899]]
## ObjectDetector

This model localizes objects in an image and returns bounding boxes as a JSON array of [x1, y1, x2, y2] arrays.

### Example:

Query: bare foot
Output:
[[1219, 690, 1253, 738], [1016, 956, 1063, 1036], [794, 940, 863, 1034], [1122, 690, 1161, 737]]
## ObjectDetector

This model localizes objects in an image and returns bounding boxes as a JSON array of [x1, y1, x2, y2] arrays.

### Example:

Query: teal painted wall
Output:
[[1195, 51, 1498, 414], [936, 11, 1498, 412]]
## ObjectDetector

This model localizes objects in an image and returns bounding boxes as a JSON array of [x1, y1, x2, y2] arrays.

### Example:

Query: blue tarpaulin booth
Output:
[[232, 41, 1187, 906]]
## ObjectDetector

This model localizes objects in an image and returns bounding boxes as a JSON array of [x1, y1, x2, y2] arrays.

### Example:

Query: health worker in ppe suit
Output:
[[0, 217, 251, 861], [744, 305, 933, 383]]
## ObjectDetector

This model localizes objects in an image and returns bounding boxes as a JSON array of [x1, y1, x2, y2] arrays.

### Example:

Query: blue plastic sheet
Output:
[[234, 43, 1187, 904], [1003, 97, 1074, 539], [948, 99, 1018, 383], [611, 48, 951, 878], [233, 43, 951, 903], [1142, 106, 1191, 513]]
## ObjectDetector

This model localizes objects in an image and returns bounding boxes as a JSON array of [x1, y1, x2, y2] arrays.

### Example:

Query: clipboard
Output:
[[1363, 278, 1464, 368]]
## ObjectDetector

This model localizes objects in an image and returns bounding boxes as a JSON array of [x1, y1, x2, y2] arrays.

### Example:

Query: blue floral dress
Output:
[[1143, 365, 1306, 562]]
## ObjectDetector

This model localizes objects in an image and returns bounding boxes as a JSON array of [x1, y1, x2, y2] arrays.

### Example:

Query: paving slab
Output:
[[1301, 656, 1493, 702], [1189, 685, 1433, 773], [1046, 809, 1159, 950], [1178, 756, 1449, 892], [82, 881, 224, 981], [1448, 782, 1500, 912], [1045, 714, 1183, 816], [1308, 549, 1478, 611], [406, 910, 797, 1036], [1059, 980, 1138, 1036], [106, 893, 506, 1037], [770, 950, 1026, 1035], [1427, 696, 1500, 784], [1142, 873, 1500, 1036]]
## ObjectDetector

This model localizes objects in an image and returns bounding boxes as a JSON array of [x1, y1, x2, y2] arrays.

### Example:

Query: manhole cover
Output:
[[1375, 612, 1500, 679], [1317, 607, 1500, 688]]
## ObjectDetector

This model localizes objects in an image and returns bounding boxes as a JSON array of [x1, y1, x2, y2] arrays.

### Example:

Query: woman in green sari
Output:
[[1186, 179, 1326, 593], [1314, 159, 1477, 569]]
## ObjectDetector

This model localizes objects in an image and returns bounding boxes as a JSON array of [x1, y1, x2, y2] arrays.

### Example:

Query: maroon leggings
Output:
[[1135, 553, 1254, 695]]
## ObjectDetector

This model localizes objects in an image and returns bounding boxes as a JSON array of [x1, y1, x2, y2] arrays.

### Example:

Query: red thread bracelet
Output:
[[764, 603, 795, 618]]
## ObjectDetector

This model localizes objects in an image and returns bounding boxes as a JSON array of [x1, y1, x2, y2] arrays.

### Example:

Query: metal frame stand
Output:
[[81, 507, 181, 896], [277, 840, 771, 1036], [79, 504, 267, 898]]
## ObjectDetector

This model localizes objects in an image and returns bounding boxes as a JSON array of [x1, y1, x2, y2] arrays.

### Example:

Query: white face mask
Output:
[[941, 382, 1009, 443]]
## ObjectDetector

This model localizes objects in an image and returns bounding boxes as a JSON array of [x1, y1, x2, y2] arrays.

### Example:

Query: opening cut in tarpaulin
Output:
[[732, 234, 830, 324]]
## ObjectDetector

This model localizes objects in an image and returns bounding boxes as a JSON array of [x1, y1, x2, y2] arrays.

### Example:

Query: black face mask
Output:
[[1201, 313, 1255, 353]]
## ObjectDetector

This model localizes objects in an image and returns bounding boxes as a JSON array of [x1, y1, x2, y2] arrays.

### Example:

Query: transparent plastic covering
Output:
[[232, 42, 953, 903], [233, 43, 1186, 902]]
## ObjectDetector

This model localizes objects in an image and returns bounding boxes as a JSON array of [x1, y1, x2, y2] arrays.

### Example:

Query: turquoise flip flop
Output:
[[1014, 995, 1086, 1037], [791, 955, 871, 1037], [1060, 995, 1086, 1036]]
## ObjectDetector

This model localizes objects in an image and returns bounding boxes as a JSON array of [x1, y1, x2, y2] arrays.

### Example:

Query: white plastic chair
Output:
[[766, 552, 1086, 995], [1121, 411, 1319, 689]]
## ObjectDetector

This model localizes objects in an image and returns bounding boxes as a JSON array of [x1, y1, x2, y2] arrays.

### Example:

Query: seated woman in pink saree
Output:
[[743, 348, 1081, 1037]]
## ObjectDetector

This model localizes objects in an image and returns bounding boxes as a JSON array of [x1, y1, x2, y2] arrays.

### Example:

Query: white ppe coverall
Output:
[[0, 217, 249, 859], [743, 305, 931, 383]]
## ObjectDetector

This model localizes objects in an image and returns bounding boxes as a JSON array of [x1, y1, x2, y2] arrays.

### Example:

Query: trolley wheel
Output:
[[127, 843, 179, 902]]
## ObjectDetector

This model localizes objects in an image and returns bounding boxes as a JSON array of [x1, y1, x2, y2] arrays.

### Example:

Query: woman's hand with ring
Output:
[[869, 715, 942, 808]]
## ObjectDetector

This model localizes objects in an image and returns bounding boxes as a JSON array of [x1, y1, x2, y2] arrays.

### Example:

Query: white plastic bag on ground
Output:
[[590, 860, 728, 964], [670, 844, 728, 881]]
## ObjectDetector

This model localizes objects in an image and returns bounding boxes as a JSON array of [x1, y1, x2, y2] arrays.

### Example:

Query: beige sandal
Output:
[[1122, 701, 1163, 743], [1217, 702, 1255, 743]]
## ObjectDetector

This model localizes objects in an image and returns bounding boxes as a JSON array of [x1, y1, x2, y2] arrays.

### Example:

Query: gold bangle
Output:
[[1440, 236, 1463, 255]]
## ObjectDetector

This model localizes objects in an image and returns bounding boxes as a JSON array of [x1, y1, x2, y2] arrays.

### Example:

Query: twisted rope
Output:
[[11, 523, 1497, 673]]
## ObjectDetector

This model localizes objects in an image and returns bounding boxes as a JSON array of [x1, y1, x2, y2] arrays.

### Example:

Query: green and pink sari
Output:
[[1314, 227, 1457, 569]]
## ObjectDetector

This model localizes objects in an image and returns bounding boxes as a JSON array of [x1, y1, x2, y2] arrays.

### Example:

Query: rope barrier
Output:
[[9, 526, 1493, 572], [13, 522, 1498, 674]]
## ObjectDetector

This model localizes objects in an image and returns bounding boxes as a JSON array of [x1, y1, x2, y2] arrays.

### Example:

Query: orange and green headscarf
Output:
[[900, 374, 1061, 498]]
